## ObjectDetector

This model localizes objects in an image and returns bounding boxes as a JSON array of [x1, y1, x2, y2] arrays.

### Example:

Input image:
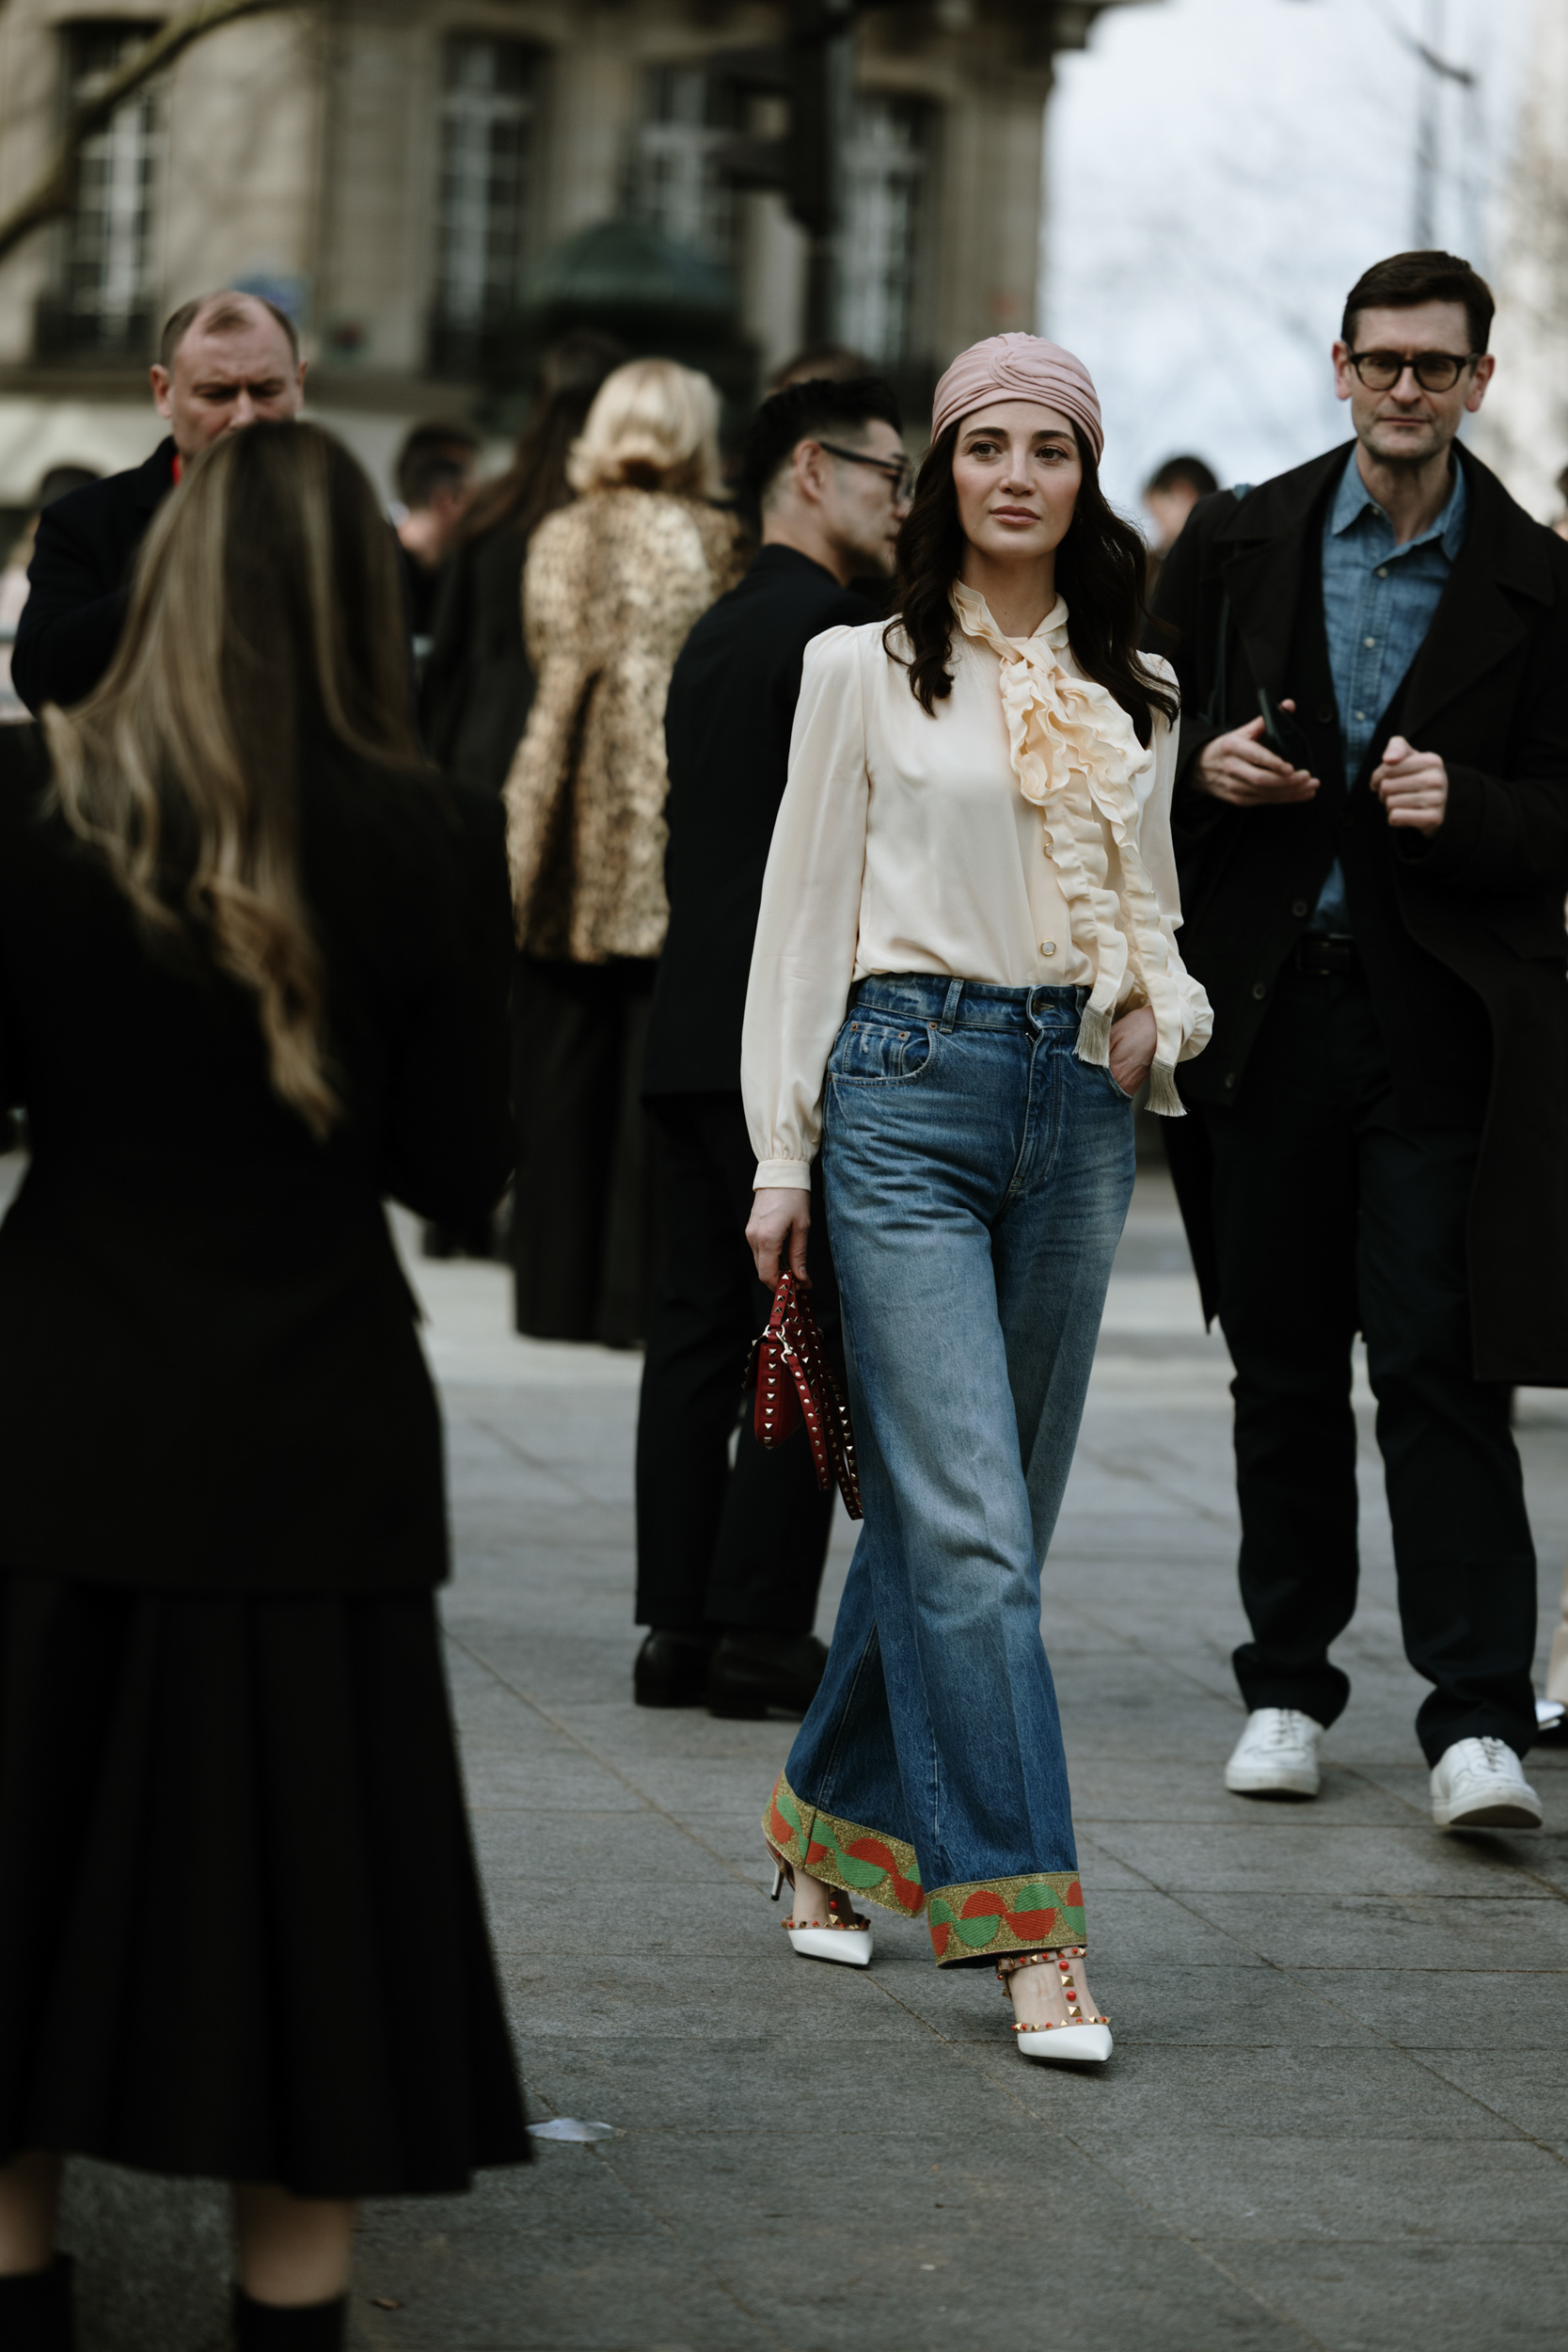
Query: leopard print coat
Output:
[[503, 487, 747, 962]]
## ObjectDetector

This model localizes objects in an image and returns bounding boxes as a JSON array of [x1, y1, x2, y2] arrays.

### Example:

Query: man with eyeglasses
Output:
[[634, 374, 911, 1717], [1152, 249, 1568, 1828]]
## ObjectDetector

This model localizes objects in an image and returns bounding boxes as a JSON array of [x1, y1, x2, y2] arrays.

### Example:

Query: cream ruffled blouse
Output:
[[741, 587, 1212, 1190]]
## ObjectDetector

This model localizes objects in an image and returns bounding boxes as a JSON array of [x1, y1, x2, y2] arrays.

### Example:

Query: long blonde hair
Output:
[[566, 358, 722, 500], [45, 422, 422, 1139]]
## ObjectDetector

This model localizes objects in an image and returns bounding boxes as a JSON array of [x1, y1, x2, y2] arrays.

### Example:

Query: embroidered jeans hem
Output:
[[764, 1772, 923, 1918], [927, 1871, 1086, 1967], [765, 1773, 1088, 1966]]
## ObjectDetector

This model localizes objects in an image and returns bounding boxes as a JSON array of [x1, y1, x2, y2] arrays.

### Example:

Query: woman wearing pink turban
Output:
[[741, 333, 1212, 2061]]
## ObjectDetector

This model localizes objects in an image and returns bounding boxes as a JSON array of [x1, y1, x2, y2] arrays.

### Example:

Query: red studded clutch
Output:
[[745, 1270, 863, 1520]]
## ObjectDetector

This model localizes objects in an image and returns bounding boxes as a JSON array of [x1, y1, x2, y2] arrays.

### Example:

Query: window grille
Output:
[[431, 38, 540, 373], [633, 67, 741, 267], [42, 22, 164, 358], [840, 95, 930, 369]]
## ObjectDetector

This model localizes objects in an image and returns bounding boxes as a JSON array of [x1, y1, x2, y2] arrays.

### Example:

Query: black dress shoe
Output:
[[0, 2256, 74, 2351], [707, 1630, 828, 1720], [633, 1630, 715, 1708], [233, 2286, 347, 2349]]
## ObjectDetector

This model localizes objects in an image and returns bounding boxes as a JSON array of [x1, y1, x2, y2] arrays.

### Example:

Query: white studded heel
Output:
[[768, 1855, 873, 1967], [1000, 1947, 1112, 2065]]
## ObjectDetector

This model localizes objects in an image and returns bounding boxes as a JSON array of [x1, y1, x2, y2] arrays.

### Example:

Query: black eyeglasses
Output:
[[1348, 349, 1481, 393], [817, 440, 914, 500]]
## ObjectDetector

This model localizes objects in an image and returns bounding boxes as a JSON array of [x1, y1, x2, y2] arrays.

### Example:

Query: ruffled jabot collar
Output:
[[950, 580, 1184, 1115]]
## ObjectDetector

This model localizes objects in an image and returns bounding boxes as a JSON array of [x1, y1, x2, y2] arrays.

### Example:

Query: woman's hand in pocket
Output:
[[1108, 1005, 1157, 1098], [747, 1187, 812, 1285]]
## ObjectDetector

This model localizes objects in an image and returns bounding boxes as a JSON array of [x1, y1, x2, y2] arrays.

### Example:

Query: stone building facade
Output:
[[0, 0, 1149, 501], [1472, 0, 1568, 524]]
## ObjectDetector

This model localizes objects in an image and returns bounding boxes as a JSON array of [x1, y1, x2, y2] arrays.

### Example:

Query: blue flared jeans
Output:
[[763, 976, 1135, 1965]]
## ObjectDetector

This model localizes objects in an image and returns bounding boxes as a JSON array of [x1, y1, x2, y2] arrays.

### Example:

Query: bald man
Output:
[[12, 291, 306, 713]]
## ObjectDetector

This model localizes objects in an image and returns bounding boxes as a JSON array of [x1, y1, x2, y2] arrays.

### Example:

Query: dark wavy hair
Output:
[[884, 421, 1177, 746]]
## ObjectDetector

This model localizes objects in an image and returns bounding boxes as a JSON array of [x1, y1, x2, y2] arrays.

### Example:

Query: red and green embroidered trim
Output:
[[764, 1777, 1085, 1958], [763, 1773, 924, 1919], [927, 1873, 1085, 1965]]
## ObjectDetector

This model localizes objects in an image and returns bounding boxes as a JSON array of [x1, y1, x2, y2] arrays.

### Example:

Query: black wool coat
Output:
[[12, 437, 177, 712], [643, 544, 877, 1098], [1150, 440, 1568, 1385], [0, 729, 515, 1591]]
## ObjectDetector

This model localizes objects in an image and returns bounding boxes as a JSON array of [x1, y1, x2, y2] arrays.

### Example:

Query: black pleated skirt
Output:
[[0, 1570, 530, 2198]]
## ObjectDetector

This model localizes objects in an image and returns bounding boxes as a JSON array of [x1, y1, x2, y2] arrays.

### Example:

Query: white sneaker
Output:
[[1225, 1708, 1323, 1799], [1431, 1737, 1543, 1830]]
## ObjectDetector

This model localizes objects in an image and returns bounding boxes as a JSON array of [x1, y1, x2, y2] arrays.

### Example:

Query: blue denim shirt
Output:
[[1308, 451, 1467, 930]]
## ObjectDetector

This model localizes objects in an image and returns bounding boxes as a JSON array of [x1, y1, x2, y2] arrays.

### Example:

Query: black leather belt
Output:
[[1292, 933, 1361, 977]]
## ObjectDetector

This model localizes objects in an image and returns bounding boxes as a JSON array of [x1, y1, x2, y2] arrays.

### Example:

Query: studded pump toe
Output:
[[1001, 1947, 1112, 2065]]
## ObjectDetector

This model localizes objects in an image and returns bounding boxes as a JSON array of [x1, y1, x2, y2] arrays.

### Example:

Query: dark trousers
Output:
[[1201, 964, 1536, 1764], [635, 1093, 840, 1636], [511, 956, 662, 1347]]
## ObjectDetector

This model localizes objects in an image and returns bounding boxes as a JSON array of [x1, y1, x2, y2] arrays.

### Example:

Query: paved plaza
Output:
[[9, 1149, 1566, 2352]]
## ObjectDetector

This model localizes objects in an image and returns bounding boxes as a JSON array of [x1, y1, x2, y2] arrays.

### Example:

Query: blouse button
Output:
[[1039, 941, 1056, 956]]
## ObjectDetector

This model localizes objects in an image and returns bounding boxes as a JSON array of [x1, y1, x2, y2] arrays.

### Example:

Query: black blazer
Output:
[[1151, 440, 1568, 1384], [643, 545, 876, 1097], [0, 728, 514, 1591], [12, 437, 177, 713]]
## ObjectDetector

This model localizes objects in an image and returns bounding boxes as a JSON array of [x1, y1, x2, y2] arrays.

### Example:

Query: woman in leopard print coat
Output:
[[503, 359, 746, 1343]]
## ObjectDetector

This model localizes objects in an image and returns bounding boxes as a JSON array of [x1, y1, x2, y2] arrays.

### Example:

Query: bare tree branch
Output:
[[0, 0, 299, 272]]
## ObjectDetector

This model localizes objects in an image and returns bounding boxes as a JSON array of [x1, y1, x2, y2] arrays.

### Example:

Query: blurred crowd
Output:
[[8, 324, 1564, 1352]]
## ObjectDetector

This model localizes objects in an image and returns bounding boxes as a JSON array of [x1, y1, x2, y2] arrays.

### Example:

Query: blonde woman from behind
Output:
[[504, 358, 746, 1345]]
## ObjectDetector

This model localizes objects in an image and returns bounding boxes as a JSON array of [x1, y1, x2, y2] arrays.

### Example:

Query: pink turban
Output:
[[930, 333, 1103, 466]]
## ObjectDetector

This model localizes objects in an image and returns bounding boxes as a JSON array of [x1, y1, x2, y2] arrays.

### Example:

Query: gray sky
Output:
[[1043, 0, 1528, 516]]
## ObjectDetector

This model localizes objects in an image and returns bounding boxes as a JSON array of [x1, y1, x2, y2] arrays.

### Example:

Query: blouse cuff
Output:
[[753, 1159, 813, 1193], [1175, 971, 1214, 1062]]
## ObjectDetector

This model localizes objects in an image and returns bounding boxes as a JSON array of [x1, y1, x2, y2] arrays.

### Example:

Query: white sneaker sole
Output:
[[785, 1924, 873, 1965], [1015, 2022, 1113, 2066], [1225, 1761, 1320, 1800], [1433, 1794, 1543, 1831]]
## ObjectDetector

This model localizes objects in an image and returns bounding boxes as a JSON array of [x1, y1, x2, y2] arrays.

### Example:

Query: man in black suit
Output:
[[634, 374, 911, 1714], [13, 290, 305, 712], [1152, 250, 1568, 1827]]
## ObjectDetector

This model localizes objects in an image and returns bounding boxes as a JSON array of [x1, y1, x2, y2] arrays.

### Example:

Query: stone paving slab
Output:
[[5, 1150, 1562, 2351]]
